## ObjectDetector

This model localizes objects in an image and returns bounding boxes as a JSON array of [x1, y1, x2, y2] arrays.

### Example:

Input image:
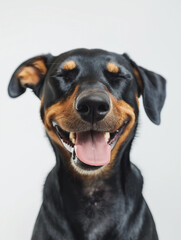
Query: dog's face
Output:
[[8, 49, 166, 175]]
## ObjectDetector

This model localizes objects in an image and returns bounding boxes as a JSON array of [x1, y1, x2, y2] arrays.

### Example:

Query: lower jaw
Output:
[[70, 155, 107, 175], [72, 156, 103, 171]]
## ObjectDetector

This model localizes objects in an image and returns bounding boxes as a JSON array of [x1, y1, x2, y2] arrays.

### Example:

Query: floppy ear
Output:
[[8, 54, 54, 98], [123, 54, 166, 125]]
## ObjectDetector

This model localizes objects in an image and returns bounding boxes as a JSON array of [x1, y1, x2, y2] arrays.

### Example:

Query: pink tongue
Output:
[[75, 131, 111, 166]]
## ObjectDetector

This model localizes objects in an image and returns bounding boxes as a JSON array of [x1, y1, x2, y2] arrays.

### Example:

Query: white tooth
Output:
[[69, 132, 76, 144], [74, 145, 77, 155], [104, 132, 110, 143], [74, 145, 78, 159], [52, 121, 57, 127], [124, 119, 129, 125], [61, 139, 73, 153]]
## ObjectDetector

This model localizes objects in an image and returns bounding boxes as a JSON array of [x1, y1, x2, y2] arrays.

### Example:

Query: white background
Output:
[[0, 0, 181, 239]]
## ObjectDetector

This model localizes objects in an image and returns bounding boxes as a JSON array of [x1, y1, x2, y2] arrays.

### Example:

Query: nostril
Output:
[[97, 104, 109, 113], [76, 104, 89, 114]]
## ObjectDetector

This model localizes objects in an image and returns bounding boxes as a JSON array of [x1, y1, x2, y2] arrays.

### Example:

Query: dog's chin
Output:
[[51, 120, 129, 173], [72, 156, 103, 172]]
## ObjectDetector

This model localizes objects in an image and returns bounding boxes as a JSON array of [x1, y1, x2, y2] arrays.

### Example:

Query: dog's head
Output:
[[8, 49, 166, 175]]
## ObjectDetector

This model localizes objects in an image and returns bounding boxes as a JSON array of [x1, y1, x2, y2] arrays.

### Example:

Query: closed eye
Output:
[[51, 68, 79, 81], [104, 71, 132, 82]]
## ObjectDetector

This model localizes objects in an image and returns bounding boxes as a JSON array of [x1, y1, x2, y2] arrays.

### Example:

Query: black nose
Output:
[[75, 91, 110, 123]]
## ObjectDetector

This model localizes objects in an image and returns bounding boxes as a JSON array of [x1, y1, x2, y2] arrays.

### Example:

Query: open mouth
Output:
[[52, 120, 129, 171]]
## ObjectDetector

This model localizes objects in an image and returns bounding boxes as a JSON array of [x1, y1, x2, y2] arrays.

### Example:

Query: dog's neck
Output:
[[42, 140, 143, 238]]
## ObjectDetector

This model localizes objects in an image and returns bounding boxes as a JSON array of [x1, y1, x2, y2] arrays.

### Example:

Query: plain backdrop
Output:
[[0, 0, 181, 239]]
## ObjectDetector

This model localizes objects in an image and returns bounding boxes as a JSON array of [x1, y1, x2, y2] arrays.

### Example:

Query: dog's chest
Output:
[[67, 184, 123, 239]]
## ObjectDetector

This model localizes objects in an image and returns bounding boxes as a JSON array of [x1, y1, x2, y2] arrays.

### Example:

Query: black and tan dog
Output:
[[8, 49, 166, 240]]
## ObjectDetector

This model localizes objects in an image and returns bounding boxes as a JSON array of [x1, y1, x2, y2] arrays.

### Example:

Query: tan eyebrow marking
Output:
[[63, 60, 76, 71], [107, 62, 119, 73]]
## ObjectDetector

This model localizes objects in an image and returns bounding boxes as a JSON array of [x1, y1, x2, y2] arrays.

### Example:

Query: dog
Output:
[[8, 49, 166, 240]]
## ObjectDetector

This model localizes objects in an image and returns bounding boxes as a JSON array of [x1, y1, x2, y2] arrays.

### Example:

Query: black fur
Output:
[[8, 49, 166, 240]]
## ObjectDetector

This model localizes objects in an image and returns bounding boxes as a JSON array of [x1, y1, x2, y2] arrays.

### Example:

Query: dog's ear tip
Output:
[[146, 113, 161, 125], [153, 118, 161, 125], [8, 78, 26, 98], [8, 88, 25, 98]]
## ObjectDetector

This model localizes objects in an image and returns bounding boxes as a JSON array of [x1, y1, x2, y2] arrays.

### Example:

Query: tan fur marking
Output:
[[44, 86, 79, 141], [136, 95, 139, 108], [102, 95, 135, 174], [41, 95, 44, 109], [110, 100, 135, 163], [44, 86, 81, 132], [107, 62, 119, 73], [33, 59, 47, 75], [18, 66, 40, 86], [133, 67, 143, 94], [43, 86, 80, 172], [63, 60, 76, 71], [17, 59, 47, 87]]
